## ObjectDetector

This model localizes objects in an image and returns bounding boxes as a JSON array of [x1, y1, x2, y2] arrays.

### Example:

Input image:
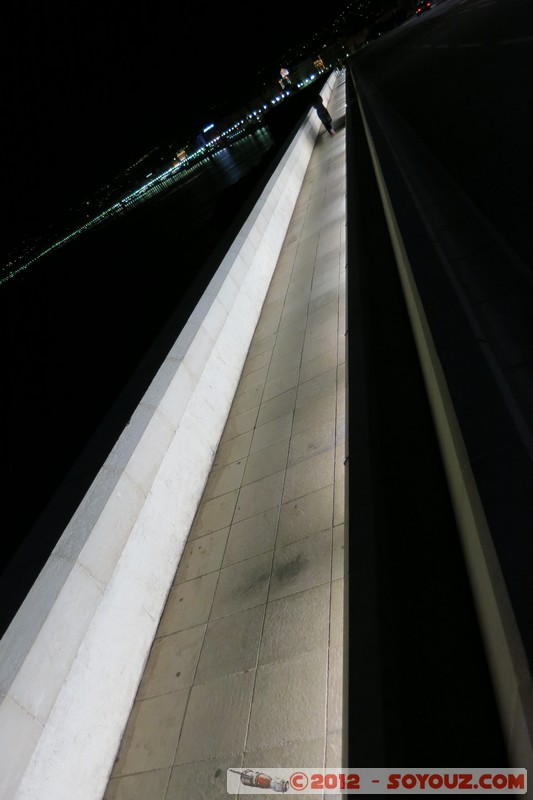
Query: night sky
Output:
[[1, 0, 364, 263]]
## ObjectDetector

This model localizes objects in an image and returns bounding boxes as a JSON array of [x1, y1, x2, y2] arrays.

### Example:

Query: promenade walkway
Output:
[[103, 73, 347, 799]]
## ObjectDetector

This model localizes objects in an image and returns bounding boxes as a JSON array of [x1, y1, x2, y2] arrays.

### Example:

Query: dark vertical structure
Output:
[[343, 64, 508, 774]]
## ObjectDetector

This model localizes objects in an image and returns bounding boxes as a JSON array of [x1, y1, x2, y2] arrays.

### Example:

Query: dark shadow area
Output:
[[344, 64, 508, 773]]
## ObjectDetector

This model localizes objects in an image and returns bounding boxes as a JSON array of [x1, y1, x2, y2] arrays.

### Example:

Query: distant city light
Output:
[[1, 58, 328, 286]]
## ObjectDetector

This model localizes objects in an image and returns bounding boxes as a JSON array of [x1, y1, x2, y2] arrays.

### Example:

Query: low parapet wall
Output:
[[0, 74, 337, 800], [350, 70, 533, 773]]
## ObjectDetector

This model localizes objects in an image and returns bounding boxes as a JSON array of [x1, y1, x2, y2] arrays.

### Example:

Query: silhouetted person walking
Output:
[[312, 95, 336, 136]]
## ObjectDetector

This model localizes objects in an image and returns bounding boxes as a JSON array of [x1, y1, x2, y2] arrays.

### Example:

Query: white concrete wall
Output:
[[0, 73, 337, 800]]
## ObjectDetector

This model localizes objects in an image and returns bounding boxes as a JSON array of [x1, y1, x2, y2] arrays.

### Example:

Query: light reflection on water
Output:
[[206, 127, 273, 185], [0, 126, 275, 287]]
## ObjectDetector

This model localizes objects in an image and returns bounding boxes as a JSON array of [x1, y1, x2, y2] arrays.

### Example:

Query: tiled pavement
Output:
[[104, 73, 347, 800]]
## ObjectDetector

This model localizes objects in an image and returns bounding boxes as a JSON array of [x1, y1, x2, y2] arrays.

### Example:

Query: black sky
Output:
[[1, 1, 353, 260]]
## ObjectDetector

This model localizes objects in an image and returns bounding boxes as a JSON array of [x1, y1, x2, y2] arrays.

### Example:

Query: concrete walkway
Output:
[[104, 74, 347, 800]]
